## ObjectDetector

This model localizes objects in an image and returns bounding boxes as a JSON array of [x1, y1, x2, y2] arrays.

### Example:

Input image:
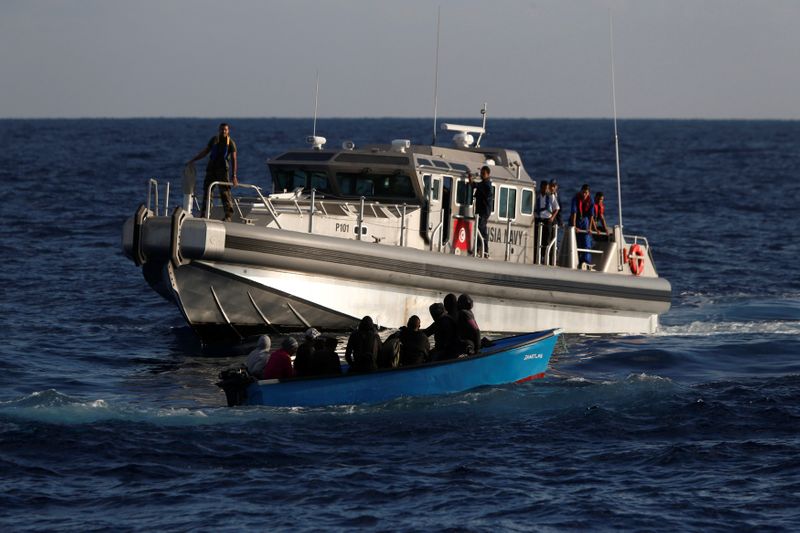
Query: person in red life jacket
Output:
[[570, 184, 595, 268], [262, 337, 298, 380], [187, 123, 238, 221], [593, 192, 610, 241]]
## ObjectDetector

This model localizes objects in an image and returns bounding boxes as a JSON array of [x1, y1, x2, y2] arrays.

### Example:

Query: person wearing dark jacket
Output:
[[443, 293, 459, 321], [456, 294, 481, 355], [468, 166, 493, 258], [399, 315, 430, 366], [426, 302, 460, 361], [294, 327, 320, 377], [311, 336, 343, 376], [345, 316, 381, 373]]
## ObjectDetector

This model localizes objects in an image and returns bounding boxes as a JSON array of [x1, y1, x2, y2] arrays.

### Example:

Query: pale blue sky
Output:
[[1, 0, 798, 119]]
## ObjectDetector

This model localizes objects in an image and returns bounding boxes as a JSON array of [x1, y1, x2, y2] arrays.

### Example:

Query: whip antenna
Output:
[[313, 69, 320, 138], [432, 6, 441, 145], [609, 11, 623, 231]]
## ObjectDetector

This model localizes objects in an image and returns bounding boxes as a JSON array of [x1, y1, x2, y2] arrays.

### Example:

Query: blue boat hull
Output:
[[245, 329, 561, 407]]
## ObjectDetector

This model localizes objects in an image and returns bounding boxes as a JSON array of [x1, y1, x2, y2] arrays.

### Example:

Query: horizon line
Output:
[[1, 115, 799, 122]]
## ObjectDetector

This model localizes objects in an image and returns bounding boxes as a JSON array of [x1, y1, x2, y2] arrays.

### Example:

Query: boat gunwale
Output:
[[254, 328, 560, 387]]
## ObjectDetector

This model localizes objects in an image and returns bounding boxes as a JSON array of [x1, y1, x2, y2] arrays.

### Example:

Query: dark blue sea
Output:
[[1, 118, 799, 531]]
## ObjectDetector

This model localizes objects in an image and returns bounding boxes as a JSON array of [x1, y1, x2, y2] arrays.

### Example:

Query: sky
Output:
[[1, 0, 798, 119]]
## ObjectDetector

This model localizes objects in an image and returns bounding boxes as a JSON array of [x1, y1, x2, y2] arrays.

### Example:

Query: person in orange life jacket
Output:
[[187, 123, 238, 221], [593, 192, 610, 242], [468, 166, 493, 258], [570, 184, 595, 267], [262, 336, 298, 380], [534, 181, 558, 264]]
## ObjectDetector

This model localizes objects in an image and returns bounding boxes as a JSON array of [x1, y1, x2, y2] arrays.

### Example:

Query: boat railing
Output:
[[147, 178, 171, 216], [533, 223, 559, 266], [206, 181, 283, 229]]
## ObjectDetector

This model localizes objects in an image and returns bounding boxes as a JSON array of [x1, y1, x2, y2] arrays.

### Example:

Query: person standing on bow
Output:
[[187, 123, 238, 221], [468, 165, 494, 258]]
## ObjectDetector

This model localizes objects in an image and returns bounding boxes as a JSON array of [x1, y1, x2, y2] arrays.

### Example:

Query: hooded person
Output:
[[456, 294, 481, 355], [245, 335, 272, 377], [426, 302, 459, 361], [345, 316, 381, 373], [262, 336, 298, 380]]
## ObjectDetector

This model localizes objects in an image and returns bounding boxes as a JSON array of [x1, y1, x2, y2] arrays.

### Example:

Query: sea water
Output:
[[1, 119, 799, 530]]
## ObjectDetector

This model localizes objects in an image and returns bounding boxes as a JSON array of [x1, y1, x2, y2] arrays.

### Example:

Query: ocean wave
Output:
[[658, 320, 800, 336]]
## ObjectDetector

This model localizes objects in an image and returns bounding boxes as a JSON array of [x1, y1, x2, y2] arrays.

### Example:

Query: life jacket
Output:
[[209, 135, 231, 164], [594, 203, 604, 218], [574, 194, 592, 219]]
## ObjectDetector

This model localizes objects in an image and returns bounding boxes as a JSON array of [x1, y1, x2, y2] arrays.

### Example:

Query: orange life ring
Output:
[[628, 244, 644, 276]]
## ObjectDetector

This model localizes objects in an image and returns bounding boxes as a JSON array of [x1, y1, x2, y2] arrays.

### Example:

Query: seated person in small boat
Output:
[[245, 335, 271, 377], [444, 293, 459, 321], [426, 302, 459, 361], [262, 337, 298, 380], [345, 316, 381, 373], [456, 294, 481, 355], [399, 315, 430, 366], [294, 327, 320, 377], [311, 336, 343, 376]]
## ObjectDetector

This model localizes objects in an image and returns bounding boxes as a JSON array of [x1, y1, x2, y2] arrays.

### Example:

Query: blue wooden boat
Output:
[[222, 329, 561, 407]]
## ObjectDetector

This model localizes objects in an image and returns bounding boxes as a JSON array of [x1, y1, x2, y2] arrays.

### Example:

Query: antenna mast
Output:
[[609, 11, 623, 231], [313, 69, 320, 138], [432, 6, 441, 145]]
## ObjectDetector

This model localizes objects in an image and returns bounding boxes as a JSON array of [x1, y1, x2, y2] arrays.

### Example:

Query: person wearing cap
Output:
[[245, 335, 272, 377], [294, 328, 320, 377], [262, 336, 298, 380], [549, 180, 562, 227], [468, 165, 494, 258], [534, 181, 558, 265]]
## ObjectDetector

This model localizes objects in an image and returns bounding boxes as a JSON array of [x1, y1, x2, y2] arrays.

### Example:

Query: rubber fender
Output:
[[132, 203, 152, 266], [170, 206, 190, 267]]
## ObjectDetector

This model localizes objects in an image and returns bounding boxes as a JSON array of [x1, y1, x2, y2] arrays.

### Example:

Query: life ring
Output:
[[628, 244, 644, 276]]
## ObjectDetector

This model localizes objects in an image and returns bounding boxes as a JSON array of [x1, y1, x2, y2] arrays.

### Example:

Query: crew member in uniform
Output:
[[187, 123, 238, 221], [468, 166, 493, 258]]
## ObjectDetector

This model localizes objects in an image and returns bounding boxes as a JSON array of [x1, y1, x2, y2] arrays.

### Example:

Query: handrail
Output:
[[147, 178, 159, 214], [205, 181, 283, 229], [429, 210, 444, 251]]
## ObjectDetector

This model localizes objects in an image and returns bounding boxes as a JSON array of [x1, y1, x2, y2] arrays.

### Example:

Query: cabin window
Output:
[[450, 163, 469, 172], [417, 158, 432, 167], [423, 175, 441, 201], [455, 180, 471, 206], [432, 160, 450, 169], [498, 186, 517, 220], [272, 168, 331, 193], [521, 189, 534, 215], [336, 172, 416, 199]]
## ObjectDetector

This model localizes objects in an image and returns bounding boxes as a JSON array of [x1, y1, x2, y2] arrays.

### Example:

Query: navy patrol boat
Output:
[[122, 115, 671, 343]]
